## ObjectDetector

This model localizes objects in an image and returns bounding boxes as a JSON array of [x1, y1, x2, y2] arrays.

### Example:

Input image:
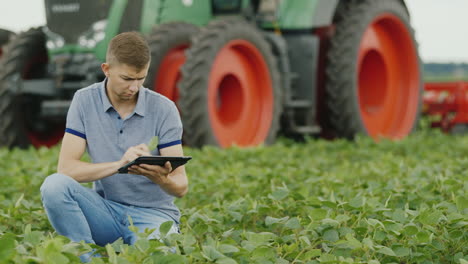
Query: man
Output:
[[40, 32, 188, 262]]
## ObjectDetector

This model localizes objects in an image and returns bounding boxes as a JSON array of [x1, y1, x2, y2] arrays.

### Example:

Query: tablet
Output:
[[118, 156, 192, 173]]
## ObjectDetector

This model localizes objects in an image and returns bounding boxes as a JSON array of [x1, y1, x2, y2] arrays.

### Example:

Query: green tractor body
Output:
[[0, 0, 421, 148]]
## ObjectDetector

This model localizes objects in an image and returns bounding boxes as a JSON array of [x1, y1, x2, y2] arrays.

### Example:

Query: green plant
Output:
[[0, 130, 467, 263]]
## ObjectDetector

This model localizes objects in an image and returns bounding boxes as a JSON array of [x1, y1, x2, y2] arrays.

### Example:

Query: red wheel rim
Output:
[[358, 13, 420, 139], [28, 124, 65, 148], [153, 45, 189, 102], [23, 55, 64, 148], [208, 40, 274, 147]]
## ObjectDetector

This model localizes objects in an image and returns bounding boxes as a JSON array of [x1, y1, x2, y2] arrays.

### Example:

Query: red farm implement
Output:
[[424, 82, 468, 133]]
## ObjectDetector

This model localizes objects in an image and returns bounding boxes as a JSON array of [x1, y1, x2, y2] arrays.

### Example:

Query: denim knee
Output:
[[40, 173, 77, 205]]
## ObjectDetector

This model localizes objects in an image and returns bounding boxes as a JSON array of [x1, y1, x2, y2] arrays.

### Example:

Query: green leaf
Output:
[[285, 217, 301, 229], [419, 210, 443, 226], [363, 238, 374, 249], [106, 243, 117, 261], [377, 246, 396, 256], [0, 233, 16, 261], [319, 253, 336, 262], [349, 196, 364, 208], [23, 231, 44, 246], [15, 193, 24, 208], [182, 234, 197, 247], [448, 230, 463, 239], [393, 246, 410, 257], [403, 224, 419, 236], [367, 218, 385, 229], [270, 187, 289, 201], [218, 244, 239, 254], [202, 246, 225, 261], [159, 221, 174, 237], [304, 249, 321, 259], [229, 211, 243, 222], [244, 232, 276, 247], [151, 254, 187, 264], [345, 233, 362, 249], [252, 247, 276, 260], [392, 209, 407, 223], [323, 229, 339, 242], [265, 216, 289, 226], [148, 136, 159, 151], [455, 196, 468, 212], [216, 257, 238, 264], [416, 231, 431, 243], [135, 239, 150, 252], [321, 218, 340, 228], [299, 236, 311, 246], [46, 252, 70, 264], [375, 230, 388, 242], [276, 258, 289, 264], [335, 214, 351, 223], [309, 208, 328, 220]]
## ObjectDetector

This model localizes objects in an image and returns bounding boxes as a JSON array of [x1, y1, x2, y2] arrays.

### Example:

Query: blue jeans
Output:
[[40, 173, 179, 262]]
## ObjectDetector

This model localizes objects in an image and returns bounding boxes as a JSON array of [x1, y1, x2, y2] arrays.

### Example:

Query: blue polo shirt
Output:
[[65, 79, 183, 223]]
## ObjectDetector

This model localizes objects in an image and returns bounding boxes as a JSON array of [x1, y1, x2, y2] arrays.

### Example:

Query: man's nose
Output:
[[129, 81, 139, 92]]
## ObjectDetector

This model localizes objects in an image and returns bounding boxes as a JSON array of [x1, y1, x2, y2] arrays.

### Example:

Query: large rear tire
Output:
[[324, 0, 422, 139], [144, 22, 199, 102], [179, 18, 281, 148], [0, 28, 64, 148], [0, 29, 14, 59]]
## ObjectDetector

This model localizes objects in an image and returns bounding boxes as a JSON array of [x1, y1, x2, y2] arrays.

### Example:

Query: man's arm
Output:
[[128, 144, 189, 198], [57, 133, 124, 182]]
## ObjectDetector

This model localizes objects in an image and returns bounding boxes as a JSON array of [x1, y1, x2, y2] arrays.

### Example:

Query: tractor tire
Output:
[[450, 124, 468, 135], [0, 28, 63, 149], [324, 0, 422, 140], [179, 18, 281, 148], [0, 29, 14, 59], [144, 22, 199, 102]]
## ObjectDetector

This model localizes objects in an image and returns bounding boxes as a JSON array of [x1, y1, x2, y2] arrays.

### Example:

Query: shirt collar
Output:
[[134, 86, 146, 117], [100, 78, 113, 112], [100, 78, 146, 117]]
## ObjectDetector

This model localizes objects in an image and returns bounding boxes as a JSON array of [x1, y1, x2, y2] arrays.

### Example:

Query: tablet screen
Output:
[[118, 156, 192, 173]]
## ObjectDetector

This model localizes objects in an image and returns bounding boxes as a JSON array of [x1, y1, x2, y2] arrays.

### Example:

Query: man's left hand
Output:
[[128, 161, 173, 185]]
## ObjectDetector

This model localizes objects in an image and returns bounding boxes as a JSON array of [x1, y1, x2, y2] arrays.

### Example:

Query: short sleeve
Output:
[[65, 91, 86, 139], [157, 102, 183, 149]]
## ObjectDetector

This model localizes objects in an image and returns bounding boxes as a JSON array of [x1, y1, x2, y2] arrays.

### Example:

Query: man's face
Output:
[[102, 62, 149, 102]]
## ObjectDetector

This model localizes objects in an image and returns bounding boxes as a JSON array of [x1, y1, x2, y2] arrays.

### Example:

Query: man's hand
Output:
[[123, 144, 188, 198], [128, 161, 173, 185], [119, 144, 150, 166]]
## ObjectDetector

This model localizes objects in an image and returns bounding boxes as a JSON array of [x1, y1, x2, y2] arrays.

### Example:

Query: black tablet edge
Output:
[[118, 156, 191, 173]]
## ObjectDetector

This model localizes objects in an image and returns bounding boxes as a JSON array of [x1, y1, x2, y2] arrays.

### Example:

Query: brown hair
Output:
[[106, 32, 150, 71]]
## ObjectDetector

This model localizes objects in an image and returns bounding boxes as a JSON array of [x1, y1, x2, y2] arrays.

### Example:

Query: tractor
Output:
[[0, 29, 14, 61], [0, 0, 422, 149]]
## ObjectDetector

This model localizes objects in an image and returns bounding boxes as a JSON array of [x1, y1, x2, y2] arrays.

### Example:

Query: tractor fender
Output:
[[274, 0, 409, 30], [262, 32, 291, 106], [332, 0, 410, 23]]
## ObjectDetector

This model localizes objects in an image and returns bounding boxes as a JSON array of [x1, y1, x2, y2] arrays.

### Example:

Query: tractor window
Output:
[[44, 0, 111, 43], [119, 0, 143, 33], [212, 0, 242, 14]]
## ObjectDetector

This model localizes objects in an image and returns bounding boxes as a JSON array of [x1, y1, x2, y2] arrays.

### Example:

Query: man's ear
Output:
[[101, 63, 110, 77]]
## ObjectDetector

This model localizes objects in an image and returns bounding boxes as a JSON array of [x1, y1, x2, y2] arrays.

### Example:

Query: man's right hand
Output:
[[119, 144, 151, 166]]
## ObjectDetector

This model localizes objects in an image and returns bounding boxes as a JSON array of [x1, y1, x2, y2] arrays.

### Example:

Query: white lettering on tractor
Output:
[[51, 3, 80, 13]]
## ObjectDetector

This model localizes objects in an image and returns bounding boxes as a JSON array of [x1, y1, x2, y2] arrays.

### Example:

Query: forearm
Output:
[[58, 160, 122, 183], [151, 172, 188, 198]]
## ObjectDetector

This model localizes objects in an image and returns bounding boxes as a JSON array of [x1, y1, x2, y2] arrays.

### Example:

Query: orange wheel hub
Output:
[[153, 45, 189, 102], [208, 40, 274, 147], [358, 13, 420, 139]]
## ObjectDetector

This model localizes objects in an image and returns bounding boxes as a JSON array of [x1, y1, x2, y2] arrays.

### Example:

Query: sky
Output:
[[0, 0, 467, 63]]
